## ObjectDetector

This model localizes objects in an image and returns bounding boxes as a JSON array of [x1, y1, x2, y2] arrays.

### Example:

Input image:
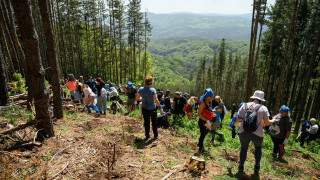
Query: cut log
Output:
[[185, 156, 205, 171]]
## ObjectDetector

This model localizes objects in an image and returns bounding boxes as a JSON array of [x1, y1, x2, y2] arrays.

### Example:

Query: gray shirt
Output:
[[237, 102, 269, 137]]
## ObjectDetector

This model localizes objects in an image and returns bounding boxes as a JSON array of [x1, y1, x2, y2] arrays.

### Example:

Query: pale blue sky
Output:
[[125, 0, 276, 14]]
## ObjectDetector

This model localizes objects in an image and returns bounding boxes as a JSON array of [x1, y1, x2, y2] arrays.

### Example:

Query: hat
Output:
[[175, 91, 180, 95], [89, 76, 92, 79], [310, 118, 317, 123], [180, 92, 183, 95], [239, 102, 245, 108], [110, 87, 115, 91], [280, 105, 291, 112], [199, 88, 214, 102], [250, 90, 266, 101], [128, 81, 133, 87], [300, 119, 307, 123]]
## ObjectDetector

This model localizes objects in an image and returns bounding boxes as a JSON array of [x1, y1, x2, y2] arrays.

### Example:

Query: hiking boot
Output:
[[103, 111, 106, 115], [251, 170, 260, 180]]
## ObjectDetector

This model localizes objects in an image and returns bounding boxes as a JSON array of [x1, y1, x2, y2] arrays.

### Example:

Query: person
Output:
[[269, 105, 292, 159], [211, 101, 224, 144], [79, 76, 85, 84], [229, 102, 245, 138], [297, 119, 311, 147], [183, 93, 189, 100], [136, 83, 142, 108], [61, 74, 81, 103], [156, 112, 172, 129], [233, 90, 276, 176], [83, 85, 99, 113], [109, 87, 119, 101], [96, 77, 107, 115], [157, 89, 163, 102], [163, 90, 172, 112], [197, 88, 215, 153], [136, 76, 160, 140], [231, 103, 236, 118], [87, 77, 97, 94], [125, 81, 137, 114], [213, 96, 226, 123], [186, 96, 198, 120], [172, 91, 187, 116], [306, 118, 319, 145]]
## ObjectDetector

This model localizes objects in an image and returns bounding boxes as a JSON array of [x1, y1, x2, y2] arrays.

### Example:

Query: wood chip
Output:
[[161, 172, 173, 180]]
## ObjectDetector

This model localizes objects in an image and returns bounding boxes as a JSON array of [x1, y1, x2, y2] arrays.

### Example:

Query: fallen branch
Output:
[[0, 150, 32, 157], [53, 162, 69, 179], [161, 172, 173, 180], [0, 119, 42, 135]]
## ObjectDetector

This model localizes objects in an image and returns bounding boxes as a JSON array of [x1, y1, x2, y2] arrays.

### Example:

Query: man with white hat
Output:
[[233, 90, 276, 177]]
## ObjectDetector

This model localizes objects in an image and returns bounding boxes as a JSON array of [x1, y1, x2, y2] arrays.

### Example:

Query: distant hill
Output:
[[148, 12, 252, 40]]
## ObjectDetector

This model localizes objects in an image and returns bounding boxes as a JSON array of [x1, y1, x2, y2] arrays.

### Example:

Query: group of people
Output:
[[60, 74, 319, 177]]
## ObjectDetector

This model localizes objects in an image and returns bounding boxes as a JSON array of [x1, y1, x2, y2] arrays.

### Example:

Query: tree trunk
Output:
[[0, 28, 15, 74], [12, 0, 54, 138], [0, 42, 9, 106], [310, 79, 320, 119], [294, 22, 320, 133], [66, 0, 75, 77], [244, 0, 260, 101], [56, 0, 67, 78], [0, 1, 21, 75], [273, 0, 299, 113], [38, 0, 63, 119]]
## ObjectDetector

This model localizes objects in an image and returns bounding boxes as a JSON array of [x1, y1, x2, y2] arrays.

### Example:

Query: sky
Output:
[[125, 0, 276, 14]]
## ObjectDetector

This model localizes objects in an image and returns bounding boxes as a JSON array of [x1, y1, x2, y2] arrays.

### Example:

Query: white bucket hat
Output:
[[250, 90, 266, 102]]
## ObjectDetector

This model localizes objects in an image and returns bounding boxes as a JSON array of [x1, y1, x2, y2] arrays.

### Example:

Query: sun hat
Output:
[[280, 105, 291, 112], [128, 81, 133, 87], [310, 118, 317, 123], [250, 90, 266, 101]]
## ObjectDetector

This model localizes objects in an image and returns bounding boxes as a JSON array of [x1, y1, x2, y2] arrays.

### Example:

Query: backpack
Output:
[[185, 104, 192, 113], [242, 103, 262, 132]]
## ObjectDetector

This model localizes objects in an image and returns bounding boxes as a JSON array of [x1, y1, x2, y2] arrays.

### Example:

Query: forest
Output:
[[0, 0, 320, 179]]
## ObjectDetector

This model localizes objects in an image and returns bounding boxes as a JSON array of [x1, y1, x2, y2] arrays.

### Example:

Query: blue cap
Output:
[[239, 102, 245, 108], [128, 81, 133, 87], [199, 88, 214, 102], [280, 105, 291, 112], [179, 92, 183, 95], [110, 87, 115, 91]]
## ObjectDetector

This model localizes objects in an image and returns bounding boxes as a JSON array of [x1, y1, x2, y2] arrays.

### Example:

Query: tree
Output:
[[11, 0, 54, 138], [0, 42, 9, 106], [38, 0, 63, 119]]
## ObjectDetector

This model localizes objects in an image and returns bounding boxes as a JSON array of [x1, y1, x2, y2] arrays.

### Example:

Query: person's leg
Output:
[[86, 105, 92, 113], [300, 133, 307, 146], [151, 109, 158, 138], [271, 136, 279, 155], [93, 105, 100, 113], [278, 142, 285, 159], [102, 96, 107, 114], [251, 134, 263, 172], [232, 126, 236, 138], [142, 108, 151, 139], [198, 119, 208, 151], [238, 132, 251, 172], [97, 96, 102, 114]]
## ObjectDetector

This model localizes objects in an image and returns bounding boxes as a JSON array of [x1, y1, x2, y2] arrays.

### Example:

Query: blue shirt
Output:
[[213, 106, 221, 122], [138, 87, 156, 110]]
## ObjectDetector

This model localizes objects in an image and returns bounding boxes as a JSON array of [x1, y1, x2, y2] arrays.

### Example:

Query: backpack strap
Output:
[[244, 103, 248, 110], [253, 104, 262, 112]]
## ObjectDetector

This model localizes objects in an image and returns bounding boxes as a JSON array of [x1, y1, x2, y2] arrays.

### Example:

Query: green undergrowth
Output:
[[168, 112, 320, 179]]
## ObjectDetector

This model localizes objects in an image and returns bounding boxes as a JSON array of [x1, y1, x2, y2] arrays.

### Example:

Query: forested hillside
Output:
[[148, 39, 249, 96], [148, 13, 252, 40]]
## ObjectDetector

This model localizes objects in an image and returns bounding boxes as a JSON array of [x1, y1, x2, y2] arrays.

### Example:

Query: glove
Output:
[[283, 139, 288, 145], [205, 120, 211, 129]]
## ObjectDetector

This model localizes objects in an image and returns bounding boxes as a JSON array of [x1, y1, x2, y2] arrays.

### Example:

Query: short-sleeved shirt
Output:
[[138, 87, 156, 110], [173, 97, 187, 114], [301, 123, 310, 134], [66, 81, 78, 92], [310, 124, 319, 134], [237, 101, 269, 137], [270, 116, 292, 139], [127, 87, 137, 99]]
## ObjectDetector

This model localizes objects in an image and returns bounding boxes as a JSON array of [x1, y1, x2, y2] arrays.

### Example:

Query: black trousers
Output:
[[198, 119, 209, 149], [271, 136, 285, 158], [142, 108, 158, 138]]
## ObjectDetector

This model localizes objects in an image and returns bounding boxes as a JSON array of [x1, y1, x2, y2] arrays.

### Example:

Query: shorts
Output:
[[127, 98, 135, 106]]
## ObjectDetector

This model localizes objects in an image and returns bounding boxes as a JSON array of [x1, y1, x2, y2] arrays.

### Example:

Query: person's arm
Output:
[[153, 94, 160, 106], [263, 115, 276, 126], [61, 84, 67, 88], [198, 102, 208, 121], [184, 104, 187, 112], [135, 92, 140, 101], [285, 131, 290, 139], [172, 101, 175, 108]]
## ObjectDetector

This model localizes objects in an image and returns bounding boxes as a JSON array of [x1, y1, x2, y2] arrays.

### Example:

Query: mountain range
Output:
[[148, 12, 252, 40]]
